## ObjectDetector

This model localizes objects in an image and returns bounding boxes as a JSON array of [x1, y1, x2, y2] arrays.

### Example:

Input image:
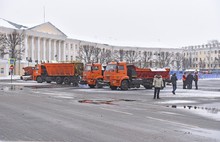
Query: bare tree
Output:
[[98, 48, 113, 64], [0, 29, 24, 60], [92, 47, 101, 63], [0, 30, 24, 75], [76, 45, 94, 63], [159, 51, 173, 67], [113, 49, 125, 62], [198, 59, 206, 70], [141, 51, 152, 68], [213, 55, 220, 70], [105, 49, 113, 63], [124, 50, 139, 63], [172, 52, 184, 70]]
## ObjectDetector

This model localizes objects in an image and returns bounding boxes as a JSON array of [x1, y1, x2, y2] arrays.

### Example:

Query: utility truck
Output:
[[103, 61, 170, 90], [33, 62, 83, 86], [80, 63, 105, 88]]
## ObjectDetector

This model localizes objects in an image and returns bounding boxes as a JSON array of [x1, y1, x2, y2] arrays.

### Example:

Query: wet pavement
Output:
[[0, 79, 220, 141], [166, 104, 220, 121]]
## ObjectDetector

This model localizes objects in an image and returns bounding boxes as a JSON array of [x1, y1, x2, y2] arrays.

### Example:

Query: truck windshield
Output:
[[106, 64, 116, 71], [85, 65, 92, 71]]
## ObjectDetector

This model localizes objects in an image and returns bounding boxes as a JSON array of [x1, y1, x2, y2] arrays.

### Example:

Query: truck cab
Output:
[[81, 63, 104, 88], [33, 64, 48, 83], [104, 62, 141, 90]]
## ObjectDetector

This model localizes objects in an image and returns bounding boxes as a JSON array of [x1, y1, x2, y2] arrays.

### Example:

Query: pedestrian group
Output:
[[153, 71, 199, 99]]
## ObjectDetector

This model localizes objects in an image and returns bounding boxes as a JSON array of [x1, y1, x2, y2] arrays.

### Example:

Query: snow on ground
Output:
[[0, 75, 21, 80], [158, 100, 197, 104]]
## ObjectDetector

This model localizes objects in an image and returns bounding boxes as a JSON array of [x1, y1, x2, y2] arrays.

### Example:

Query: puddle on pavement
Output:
[[78, 99, 136, 105], [25, 84, 73, 89], [0, 85, 23, 91], [166, 105, 220, 121]]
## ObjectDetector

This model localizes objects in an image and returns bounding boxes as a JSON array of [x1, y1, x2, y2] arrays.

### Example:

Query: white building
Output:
[[0, 19, 182, 77]]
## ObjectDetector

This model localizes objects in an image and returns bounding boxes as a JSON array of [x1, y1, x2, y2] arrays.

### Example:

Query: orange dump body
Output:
[[135, 67, 170, 80]]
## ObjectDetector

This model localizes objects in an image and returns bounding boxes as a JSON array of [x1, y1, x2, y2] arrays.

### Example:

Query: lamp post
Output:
[[55, 55, 57, 62], [26, 57, 32, 66]]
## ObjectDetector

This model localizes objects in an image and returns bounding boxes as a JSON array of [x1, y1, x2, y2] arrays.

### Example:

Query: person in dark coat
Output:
[[186, 73, 194, 89], [194, 72, 199, 89], [171, 73, 178, 94]]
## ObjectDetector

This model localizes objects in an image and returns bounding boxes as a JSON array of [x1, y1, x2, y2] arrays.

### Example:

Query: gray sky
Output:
[[1, 0, 220, 48]]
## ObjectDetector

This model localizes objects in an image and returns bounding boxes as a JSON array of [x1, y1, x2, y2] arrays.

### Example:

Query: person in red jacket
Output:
[[182, 72, 187, 89]]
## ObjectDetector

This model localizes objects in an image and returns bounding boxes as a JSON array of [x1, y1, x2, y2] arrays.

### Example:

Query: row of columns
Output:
[[25, 35, 66, 63]]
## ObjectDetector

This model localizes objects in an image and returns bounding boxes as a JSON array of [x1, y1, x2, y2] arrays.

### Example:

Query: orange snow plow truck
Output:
[[33, 62, 83, 86], [104, 61, 170, 90], [20, 66, 36, 80], [79, 63, 104, 88]]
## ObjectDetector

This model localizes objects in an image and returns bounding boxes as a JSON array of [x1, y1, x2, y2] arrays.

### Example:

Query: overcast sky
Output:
[[1, 0, 220, 48]]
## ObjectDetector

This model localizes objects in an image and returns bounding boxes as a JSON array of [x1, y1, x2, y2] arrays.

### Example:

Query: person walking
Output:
[[171, 73, 178, 94], [186, 73, 194, 89], [182, 72, 187, 89], [152, 74, 164, 99], [194, 72, 199, 89]]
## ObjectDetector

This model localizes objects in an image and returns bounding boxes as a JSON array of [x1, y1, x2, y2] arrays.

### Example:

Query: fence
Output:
[[170, 71, 220, 80]]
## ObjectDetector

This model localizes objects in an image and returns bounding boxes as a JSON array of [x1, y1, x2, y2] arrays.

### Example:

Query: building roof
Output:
[[28, 22, 67, 37], [0, 18, 28, 29]]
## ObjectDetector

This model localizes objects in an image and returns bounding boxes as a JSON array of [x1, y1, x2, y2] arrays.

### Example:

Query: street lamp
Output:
[[55, 55, 57, 61], [26, 57, 32, 66]]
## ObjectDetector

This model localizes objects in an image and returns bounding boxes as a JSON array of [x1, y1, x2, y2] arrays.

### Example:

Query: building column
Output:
[[68, 43, 71, 61], [54, 40, 57, 61], [63, 42, 66, 61], [25, 35, 28, 60], [43, 38, 46, 61], [49, 39, 51, 62], [58, 41, 61, 61], [37, 37, 40, 63], [31, 36, 35, 62]]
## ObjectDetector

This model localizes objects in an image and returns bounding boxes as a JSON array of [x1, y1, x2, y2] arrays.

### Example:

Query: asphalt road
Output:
[[0, 79, 219, 142]]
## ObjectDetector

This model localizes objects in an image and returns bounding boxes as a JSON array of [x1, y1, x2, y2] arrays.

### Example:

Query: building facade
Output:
[[0, 19, 191, 77], [182, 41, 220, 73]]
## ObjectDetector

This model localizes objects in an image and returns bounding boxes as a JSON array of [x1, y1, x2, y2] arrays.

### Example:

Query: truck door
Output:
[[127, 65, 137, 80]]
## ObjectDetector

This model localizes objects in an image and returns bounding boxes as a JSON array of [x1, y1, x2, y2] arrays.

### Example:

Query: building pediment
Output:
[[29, 22, 67, 37]]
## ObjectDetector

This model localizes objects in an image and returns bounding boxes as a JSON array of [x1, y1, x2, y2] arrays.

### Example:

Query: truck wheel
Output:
[[144, 85, 152, 89], [56, 77, 63, 84], [64, 77, 71, 85], [96, 79, 103, 88], [121, 80, 129, 90], [37, 77, 43, 83], [89, 85, 95, 88], [110, 86, 117, 90]]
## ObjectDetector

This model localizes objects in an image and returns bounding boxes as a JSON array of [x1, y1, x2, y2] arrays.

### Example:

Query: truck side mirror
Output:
[[116, 66, 119, 73], [91, 66, 93, 72]]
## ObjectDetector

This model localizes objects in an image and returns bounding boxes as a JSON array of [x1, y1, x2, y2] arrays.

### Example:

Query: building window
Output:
[[71, 56, 73, 61], [66, 44, 68, 49], [1, 68, 4, 74], [75, 45, 78, 50], [66, 55, 68, 61]]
